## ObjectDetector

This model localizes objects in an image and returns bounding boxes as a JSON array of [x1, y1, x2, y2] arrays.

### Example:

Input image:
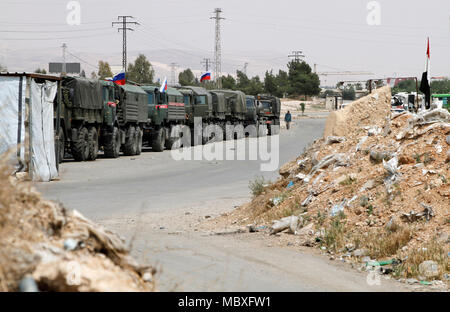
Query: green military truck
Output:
[[244, 95, 266, 137], [141, 86, 186, 151], [212, 90, 247, 140], [257, 94, 281, 135], [113, 84, 148, 156], [57, 77, 104, 162], [177, 86, 213, 145]]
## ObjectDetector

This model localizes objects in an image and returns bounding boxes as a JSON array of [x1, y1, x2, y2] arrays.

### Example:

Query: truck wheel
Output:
[[72, 127, 89, 161], [124, 125, 137, 156], [165, 127, 174, 150], [87, 127, 99, 161], [258, 123, 266, 137], [152, 128, 165, 152], [56, 127, 65, 163], [104, 126, 120, 158], [269, 123, 280, 136], [224, 122, 233, 141], [135, 127, 143, 155]]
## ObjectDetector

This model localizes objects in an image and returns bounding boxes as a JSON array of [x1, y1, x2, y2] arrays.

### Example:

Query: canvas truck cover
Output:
[[213, 90, 247, 114], [116, 84, 148, 124], [209, 91, 227, 114], [62, 77, 102, 109]]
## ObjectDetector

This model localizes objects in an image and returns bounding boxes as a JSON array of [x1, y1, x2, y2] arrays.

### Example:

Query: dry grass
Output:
[[399, 239, 449, 280], [362, 226, 412, 259]]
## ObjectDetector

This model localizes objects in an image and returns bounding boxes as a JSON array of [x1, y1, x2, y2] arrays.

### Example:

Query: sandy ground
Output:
[[37, 118, 416, 291]]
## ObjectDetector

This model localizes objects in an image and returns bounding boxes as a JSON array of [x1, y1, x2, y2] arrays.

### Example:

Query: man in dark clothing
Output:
[[284, 111, 292, 130]]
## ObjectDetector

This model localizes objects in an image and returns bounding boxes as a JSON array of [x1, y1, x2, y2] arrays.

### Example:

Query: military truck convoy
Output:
[[55, 76, 281, 162]]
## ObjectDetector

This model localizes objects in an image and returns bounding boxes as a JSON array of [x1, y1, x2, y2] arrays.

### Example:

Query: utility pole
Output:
[[201, 58, 211, 72], [243, 62, 249, 75], [61, 43, 67, 76], [170, 62, 178, 86], [211, 8, 225, 88], [112, 16, 139, 72], [288, 50, 305, 62]]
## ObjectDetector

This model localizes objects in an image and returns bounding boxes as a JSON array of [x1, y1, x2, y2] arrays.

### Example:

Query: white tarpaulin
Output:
[[30, 80, 58, 181], [0, 76, 26, 170]]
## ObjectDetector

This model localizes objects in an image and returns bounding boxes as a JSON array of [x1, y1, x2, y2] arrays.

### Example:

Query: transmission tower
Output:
[[211, 8, 225, 88], [201, 58, 211, 72], [61, 43, 67, 76], [288, 50, 305, 62], [112, 16, 139, 72], [170, 62, 178, 86]]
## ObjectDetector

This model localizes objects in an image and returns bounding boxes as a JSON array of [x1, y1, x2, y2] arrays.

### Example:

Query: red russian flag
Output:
[[112, 69, 126, 85], [200, 71, 211, 82]]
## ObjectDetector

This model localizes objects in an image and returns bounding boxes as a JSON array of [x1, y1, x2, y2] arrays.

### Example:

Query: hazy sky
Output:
[[1, 0, 449, 85]]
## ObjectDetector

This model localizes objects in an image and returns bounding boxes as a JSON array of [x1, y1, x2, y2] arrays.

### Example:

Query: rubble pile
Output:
[[0, 160, 155, 292], [233, 86, 449, 282]]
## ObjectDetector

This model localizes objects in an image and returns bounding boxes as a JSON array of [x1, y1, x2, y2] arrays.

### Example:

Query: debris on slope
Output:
[[225, 86, 449, 285], [0, 160, 156, 292]]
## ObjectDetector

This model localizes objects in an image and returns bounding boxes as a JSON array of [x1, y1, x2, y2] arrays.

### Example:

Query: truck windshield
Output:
[[183, 95, 190, 105], [246, 99, 254, 108], [147, 93, 154, 104], [260, 101, 271, 109], [196, 95, 206, 105]]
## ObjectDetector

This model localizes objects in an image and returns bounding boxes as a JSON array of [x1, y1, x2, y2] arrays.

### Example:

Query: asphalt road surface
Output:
[[38, 118, 409, 291]]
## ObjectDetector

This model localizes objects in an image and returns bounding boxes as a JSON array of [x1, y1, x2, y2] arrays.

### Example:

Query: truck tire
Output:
[[152, 128, 165, 152], [258, 123, 266, 137], [71, 127, 89, 161], [87, 126, 99, 161], [165, 126, 174, 150], [268, 123, 280, 136], [56, 127, 65, 163], [224, 122, 233, 141], [104, 126, 121, 158], [135, 127, 143, 155], [123, 125, 137, 156]]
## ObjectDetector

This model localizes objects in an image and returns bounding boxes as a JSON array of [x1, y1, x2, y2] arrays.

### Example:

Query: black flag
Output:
[[420, 72, 430, 109]]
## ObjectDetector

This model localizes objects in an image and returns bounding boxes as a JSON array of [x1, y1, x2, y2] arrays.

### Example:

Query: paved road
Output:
[[38, 118, 409, 291]]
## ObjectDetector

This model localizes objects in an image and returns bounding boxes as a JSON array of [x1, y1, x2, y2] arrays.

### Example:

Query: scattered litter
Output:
[[286, 181, 294, 189], [330, 199, 346, 217], [326, 136, 346, 145]]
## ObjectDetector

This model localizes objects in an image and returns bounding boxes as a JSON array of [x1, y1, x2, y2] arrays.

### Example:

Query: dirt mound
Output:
[[0, 160, 155, 292], [223, 87, 449, 285], [324, 86, 391, 137]]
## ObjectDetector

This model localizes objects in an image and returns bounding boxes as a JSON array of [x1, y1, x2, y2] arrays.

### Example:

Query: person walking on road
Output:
[[284, 111, 292, 130]]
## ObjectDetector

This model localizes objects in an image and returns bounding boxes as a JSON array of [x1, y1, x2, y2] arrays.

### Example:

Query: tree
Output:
[[236, 70, 250, 92], [178, 68, 195, 86], [342, 86, 356, 100], [287, 60, 320, 99], [431, 79, 450, 94], [127, 54, 154, 84], [0, 63, 6, 72], [391, 79, 416, 94], [34, 68, 47, 74], [275, 70, 289, 98], [98, 61, 113, 79], [91, 71, 98, 79], [246, 76, 264, 96], [221, 75, 236, 90], [264, 71, 277, 95]]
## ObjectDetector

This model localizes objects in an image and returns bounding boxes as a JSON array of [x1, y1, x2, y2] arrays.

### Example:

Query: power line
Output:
[[112, 16, 139, 71], [211, 8, 225, 88]]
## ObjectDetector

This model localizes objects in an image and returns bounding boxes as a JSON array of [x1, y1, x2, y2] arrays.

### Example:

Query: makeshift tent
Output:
[[0, 73, 61, 182]]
